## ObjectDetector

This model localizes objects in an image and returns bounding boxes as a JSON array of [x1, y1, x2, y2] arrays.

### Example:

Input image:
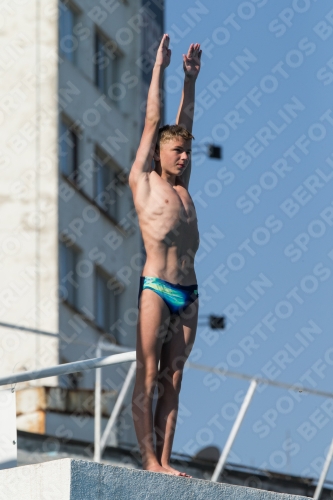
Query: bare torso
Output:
[[132, 171, 200, 285]]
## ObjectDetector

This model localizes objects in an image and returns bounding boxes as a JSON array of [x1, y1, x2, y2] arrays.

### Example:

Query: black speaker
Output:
[[209, 315, 225, 329], [207, 145, 222, 159]]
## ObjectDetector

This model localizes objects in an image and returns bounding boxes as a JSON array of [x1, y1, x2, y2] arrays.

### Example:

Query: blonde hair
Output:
[[156, 125, 194, 149]]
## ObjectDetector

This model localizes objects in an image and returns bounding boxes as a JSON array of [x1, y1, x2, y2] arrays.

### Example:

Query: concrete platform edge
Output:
[[0, 458, 311, 500]]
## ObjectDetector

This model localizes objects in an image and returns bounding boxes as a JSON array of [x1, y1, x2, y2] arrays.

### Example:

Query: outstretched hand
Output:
[[155, 34, 171, 69], [183, 43, 202, 80]]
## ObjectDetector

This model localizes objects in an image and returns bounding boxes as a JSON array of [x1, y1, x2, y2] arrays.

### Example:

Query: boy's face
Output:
[[157, 137, 192, 176]]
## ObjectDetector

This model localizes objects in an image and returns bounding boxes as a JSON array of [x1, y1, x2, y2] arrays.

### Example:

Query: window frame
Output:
[[59, 116, 80, 182], [94, 28, 123, 100], [59, 0, 80, 65], [59, 239, 81, 309], [94, 266, 124, 338], [93, 148, 126, 222]]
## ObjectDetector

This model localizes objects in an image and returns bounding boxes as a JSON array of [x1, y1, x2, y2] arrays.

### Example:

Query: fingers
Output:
[[187, 43, 201, 58], [160, 33, 170, 49], [187, 43, 194, 57]]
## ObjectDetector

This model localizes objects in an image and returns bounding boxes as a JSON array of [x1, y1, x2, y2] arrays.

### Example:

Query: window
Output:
[[95, 268, 122, 335], [94, 151, 124, 221], [59, 119, 79, 180], [59, 1, 78, 64], [59, 241, 80, 308], [94, 31, 121, 98]]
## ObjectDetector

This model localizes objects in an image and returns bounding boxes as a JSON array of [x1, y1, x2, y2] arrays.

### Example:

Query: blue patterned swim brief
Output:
[[138, 276, 199, 315]]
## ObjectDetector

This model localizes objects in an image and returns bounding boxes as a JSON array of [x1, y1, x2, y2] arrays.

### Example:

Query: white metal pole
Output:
[[100, 361, 136, 454], [0, 388, 17, 470], [211, 379, 257, 482], [94, 345, 102, 463], [313, 437, 333, 500], [0, 351, 136, 387]]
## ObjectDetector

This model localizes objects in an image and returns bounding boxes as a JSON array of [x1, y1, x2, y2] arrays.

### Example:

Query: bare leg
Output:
[[154, 298, 199, 477], [132, 288, 174, 474]]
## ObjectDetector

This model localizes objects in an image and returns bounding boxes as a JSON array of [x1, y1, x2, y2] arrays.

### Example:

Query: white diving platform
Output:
[[0, 458, 311, 499]]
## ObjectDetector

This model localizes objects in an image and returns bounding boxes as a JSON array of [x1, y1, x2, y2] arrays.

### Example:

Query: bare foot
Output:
[[162, 464, 192, 478], [144, 464, 175, 475]]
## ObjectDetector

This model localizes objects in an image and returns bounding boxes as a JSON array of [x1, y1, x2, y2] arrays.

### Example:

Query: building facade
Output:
[[0, 0, 163, 447]]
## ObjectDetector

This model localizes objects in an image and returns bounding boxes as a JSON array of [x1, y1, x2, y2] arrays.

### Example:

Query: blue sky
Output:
[[164, 0, 333, 480]]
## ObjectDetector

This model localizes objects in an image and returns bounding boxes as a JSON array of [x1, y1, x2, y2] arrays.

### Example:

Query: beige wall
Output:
[[0, 1, 59, 383]]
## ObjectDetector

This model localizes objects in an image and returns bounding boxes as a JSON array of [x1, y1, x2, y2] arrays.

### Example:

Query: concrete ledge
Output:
[[0, 458, 311, 500]]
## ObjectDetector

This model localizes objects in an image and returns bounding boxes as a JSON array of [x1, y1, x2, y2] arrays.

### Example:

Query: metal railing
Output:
[[211, 379, 257, 482], [93, 339, 136, 462], [0, 348, 136, 472], [184, 362, 333, 498], [89, 343, 333, 500], [0, 352, 135, 387], [0, 322, 332, 498]]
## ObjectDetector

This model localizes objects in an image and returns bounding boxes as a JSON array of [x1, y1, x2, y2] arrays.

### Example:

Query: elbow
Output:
[[145, 116, 160, 127], [128, 171, 137, 190]]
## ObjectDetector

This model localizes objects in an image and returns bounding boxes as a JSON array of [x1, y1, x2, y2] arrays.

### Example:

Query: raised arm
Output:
[[176, 43, 201, 189], [129, 34, 171, 191]]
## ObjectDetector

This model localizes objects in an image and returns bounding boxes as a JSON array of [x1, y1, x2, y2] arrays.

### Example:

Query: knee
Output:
[[134, 366, 158, 397], [158, 369, 183, 395], [132, 368, 158, 413], [172, 371, 183, 394]]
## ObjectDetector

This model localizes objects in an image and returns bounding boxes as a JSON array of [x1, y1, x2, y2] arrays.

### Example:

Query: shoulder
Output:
[[129, 170, 150, 191], [130, 171, 163, 210], [129, 171, 150, 202]]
